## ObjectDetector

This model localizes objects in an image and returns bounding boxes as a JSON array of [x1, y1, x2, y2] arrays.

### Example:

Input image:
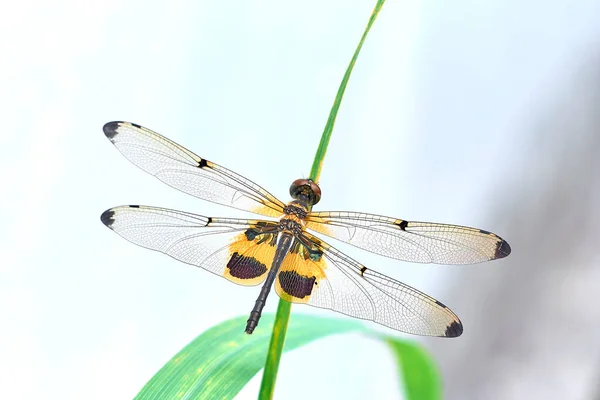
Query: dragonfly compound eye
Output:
[[289, 179, 321, 205]]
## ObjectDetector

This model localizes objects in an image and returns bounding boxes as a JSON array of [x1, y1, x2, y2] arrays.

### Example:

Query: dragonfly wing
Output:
[[274, 232, 463, 337], [101, 205, 281, 286], [103, 122, 286, 218], [306, 211, 510, 264]]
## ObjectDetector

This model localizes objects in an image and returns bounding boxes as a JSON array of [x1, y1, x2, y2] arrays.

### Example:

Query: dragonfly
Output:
[[100, 121, 511, 337]]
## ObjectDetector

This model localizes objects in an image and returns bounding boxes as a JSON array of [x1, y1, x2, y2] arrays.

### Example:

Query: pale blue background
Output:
[[2, 0, 600, 399]]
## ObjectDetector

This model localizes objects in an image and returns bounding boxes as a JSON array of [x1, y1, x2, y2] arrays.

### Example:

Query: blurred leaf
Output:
[[386, 338, 442, 400], [135, 313, 441, 400]]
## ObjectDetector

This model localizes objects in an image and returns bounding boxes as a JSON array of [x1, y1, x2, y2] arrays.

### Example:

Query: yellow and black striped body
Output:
[[275, 202, 327, 304], [241, 200, 327, 333]]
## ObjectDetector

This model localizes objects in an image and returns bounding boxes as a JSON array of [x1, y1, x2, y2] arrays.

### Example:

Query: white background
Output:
[[1, 0, 600, 399]]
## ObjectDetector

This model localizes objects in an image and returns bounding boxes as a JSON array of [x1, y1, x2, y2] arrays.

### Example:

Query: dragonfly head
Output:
[[290, 179, 321, 206]]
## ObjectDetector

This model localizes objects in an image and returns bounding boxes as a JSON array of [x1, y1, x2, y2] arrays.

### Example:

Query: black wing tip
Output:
[[103, 121, 122, 139], [103, 121, 144, 140], [495, 239, 512, 259], [444, 320, 463, 338], [100, 209, 116, 228]]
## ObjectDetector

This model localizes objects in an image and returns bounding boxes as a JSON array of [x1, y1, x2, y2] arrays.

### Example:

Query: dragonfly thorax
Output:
[[283, 203, 307, 219], [279, 217, 303, 236]]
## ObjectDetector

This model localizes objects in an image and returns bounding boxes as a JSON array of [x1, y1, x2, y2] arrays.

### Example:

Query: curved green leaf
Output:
[[386, 338, 442, 400], [135, 314, 441, 400]]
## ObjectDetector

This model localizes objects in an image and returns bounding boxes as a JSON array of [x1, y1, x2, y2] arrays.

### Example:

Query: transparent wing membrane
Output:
[[103, 122, 286, 218], [101, 205, 280, 286], [274, 232, 463, 337], [306, 211, 510, 264]]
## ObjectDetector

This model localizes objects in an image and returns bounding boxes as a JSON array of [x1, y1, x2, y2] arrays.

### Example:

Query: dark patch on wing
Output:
[[360, 266, 367, 276], [102, 121, 120, 139], [227, 252, 267, 279], [198, 158, 208, 168], [244, 228, 258, 241], [292, 237, 323, 262], [206, 217, 212, 225], [131, 122, 142, 129], [444, 320, 463, 338], [244, 228, 278, 246], [435, 299, 447, 308], [279, 270, 316, 299], [308, 248, 323, 261], [495, 239, 511, 259], [398, 220, 408, 230], [129, 205, 140, 208], [100, 209, 115, 228], [479, 229, 491, 235]]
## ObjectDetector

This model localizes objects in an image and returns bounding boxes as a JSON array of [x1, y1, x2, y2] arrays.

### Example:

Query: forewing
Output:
[[101, 205, 280, 286], [306, 211, 510, 264], [274, 232, 462, 337], [103, 121, 286, 218]]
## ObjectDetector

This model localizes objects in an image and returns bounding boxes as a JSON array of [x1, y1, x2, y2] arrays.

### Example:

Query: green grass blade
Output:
[[260, 1, 388, 397], [309, 0, 387, 182], [134, 313, 441, 400], [258, 298, 291, 399]]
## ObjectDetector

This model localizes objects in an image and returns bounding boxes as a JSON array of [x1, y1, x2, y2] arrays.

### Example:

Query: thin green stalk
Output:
[[258, 1, 387, 399], [309, 0, 386, 183], [258, 299, 291, 398]]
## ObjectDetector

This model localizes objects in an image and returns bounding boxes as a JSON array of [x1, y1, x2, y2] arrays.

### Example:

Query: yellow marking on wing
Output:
[[251, 204, 284, 218], [305, 218, 333, 237], [275, 243, 328, 304], [223, 231, 277, 285]]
